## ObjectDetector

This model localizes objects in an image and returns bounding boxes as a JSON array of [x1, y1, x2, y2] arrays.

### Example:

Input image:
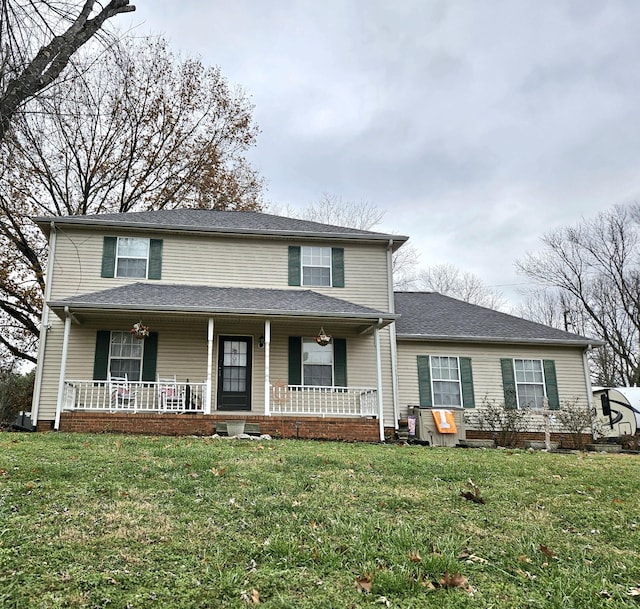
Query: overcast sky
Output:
[[126, 1, 640, 304]]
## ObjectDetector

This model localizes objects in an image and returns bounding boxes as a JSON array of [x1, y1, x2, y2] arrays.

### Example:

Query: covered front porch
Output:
[[40, 283, 398, 441]]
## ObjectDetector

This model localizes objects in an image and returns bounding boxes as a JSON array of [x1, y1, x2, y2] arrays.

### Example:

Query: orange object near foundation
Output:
[[432, 409, 458, 434]]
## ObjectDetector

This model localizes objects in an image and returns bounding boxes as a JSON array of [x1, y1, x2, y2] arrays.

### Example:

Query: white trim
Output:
[[54, 308, 72, 430], [32, 221, 57, 425], [205, 318, 214, 413], [374, 322, 385, 442], [264, 320, 271, 416], [387, 239, 399, 428]]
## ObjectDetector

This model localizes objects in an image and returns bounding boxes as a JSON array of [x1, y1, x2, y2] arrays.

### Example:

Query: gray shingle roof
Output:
[[34, 209, 408, 245], [394, 291, 600, 346], [50, 283, 396, 322]]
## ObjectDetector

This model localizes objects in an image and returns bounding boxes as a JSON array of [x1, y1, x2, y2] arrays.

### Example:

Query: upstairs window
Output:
[[302, 246, 331, 286], [116, 238, 149, 278], [101, 236, 163, 280], [288, 246, 344, 287]]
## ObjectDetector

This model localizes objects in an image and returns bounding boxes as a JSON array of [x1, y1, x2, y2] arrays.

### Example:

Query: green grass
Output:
[[1, 433, 639, 608]]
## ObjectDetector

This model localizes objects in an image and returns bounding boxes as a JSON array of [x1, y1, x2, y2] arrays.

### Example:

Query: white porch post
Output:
[[205, 318, 214, 414], [374, 321, 385, 442], [264, 320, 271, 416], [54, 307, 72, 430]]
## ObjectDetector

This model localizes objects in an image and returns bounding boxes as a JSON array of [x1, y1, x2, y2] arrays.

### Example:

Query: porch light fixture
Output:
[[258, 336, 265, 348], [314, 326, 332, 347], [129, 321, 150, 339]]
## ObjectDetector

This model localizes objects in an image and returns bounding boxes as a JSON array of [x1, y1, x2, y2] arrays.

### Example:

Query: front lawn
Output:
[[1, 433, 639, 608]]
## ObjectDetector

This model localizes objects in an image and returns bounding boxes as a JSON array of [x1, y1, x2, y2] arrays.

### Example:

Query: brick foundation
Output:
[[466, 430, 594, 450], [52, 412, 385, 442]]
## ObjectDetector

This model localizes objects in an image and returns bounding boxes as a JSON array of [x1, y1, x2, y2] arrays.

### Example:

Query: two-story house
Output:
[[31, 210, 407, 441], [30, 209, 600, 445]]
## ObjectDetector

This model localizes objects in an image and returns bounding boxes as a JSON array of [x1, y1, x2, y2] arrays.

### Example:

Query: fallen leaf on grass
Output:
[[240, 589, 260, 604], [408, 550, 422, 563], [539, 544, 556, 558], [628, 587, 640, 597], [460, 480, 486, 505], [355, 575, 372, 593], [211, 467, 226, 476], [440, 571, 469, 589]]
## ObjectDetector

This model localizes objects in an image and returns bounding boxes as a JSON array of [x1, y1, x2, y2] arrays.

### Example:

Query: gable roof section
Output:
[[394, 291, 601, 347], [33, 209, 408, 247], [49, 283, 396, 324]]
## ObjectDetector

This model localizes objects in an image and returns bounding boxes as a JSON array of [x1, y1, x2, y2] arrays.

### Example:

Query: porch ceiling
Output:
[[48, 282, 397, 327]]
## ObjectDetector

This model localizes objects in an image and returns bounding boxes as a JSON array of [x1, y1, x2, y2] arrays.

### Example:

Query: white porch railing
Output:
[[62, 380, 207, 413], [270, 384, 378, 417]]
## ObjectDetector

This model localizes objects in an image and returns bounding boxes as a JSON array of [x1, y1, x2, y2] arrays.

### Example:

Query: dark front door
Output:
[[217, 336, 252, 411]]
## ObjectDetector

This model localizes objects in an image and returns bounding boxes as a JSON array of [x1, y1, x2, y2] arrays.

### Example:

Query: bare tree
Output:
[[298, 193, 385, 230], [517, 203, 640, 386], [0, 36, 265, 365], [289, 194, 420, 289], [416, 263, 506, 310], [0, 0, 135, 142]]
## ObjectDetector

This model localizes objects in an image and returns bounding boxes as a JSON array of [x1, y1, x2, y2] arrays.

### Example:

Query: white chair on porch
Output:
[[109, 374, 137, 410], [158, 376, 184, 412]]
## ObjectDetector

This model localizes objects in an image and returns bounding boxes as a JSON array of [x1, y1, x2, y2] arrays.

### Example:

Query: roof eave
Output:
[[32, 216, 409, 246], [48, 301, 398, 326], [396, 333, 603, 347]]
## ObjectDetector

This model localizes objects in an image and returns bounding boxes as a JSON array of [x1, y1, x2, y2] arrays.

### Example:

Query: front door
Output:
[[217, 336, 252, 411]]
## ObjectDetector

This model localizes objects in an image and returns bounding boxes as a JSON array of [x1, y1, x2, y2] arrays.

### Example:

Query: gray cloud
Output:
[[130, 0, 640, 303]]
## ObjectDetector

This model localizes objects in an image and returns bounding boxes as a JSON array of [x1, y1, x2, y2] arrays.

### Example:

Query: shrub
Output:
[[0, 369, 35, 428], [465, 396, 529, 447], [554, 398, 600, 450]]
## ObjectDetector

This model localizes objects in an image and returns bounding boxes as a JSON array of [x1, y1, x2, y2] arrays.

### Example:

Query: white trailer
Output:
[[593, 387, 640, 439]]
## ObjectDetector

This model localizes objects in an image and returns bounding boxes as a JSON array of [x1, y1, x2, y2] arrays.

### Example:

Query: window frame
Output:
[[115, 237, 150, 279], [108, 330, 144, 381], [301, 337, 334, 387], [513, 358, 546, 409], [301, 246, 332, 287], [430, 355, 462, 407]]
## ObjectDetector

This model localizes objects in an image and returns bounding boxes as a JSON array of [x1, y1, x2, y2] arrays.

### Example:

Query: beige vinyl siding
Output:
[[397, 341, 590, 431], [50, 230, 391, 311]]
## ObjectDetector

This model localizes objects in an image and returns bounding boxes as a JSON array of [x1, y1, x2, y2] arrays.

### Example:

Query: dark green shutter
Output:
[[141, 332, 158, 382], [333, 338, 347, 386], [543, 360, 560, 409], [101, 237, 117, 278], [459, 357, 475, 408], [417, 355, 432, 407], [288, 336, 302, 385], [93, 331, 111, 380], [501, 359, 518, 409], [148, 239, 163, 280], [332, 248, 344, 288], [288, 246, 301, 286]]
